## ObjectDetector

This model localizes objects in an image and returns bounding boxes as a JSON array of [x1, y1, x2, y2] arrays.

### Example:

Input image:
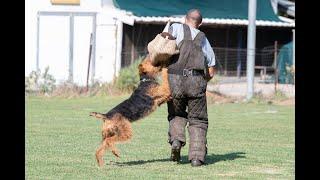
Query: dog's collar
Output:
[[140, 78, 155, 82]]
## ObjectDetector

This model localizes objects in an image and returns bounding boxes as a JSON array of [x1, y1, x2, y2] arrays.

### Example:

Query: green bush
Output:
[[25, 66, 56, 94], [115, 57, 143, 92]]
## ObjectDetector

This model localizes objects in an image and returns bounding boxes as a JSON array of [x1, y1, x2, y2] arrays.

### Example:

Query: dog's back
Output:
[[105, 79, 158, 122]]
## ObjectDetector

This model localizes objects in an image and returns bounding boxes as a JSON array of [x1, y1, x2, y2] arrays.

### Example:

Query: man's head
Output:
[[185, 9, 202, 29]]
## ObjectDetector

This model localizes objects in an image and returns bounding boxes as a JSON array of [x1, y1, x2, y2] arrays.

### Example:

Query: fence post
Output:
[[91, 14, 97, 85], [246, 0, 257, 100], [68, 13, 74, 83], [115, 20, 123, 79], [292, 29, 295, 85], [86, 33, 93, 92], [237, 30, 242, 78], [36, 13, 40, 72], [292, 29, 295, 66], [131, 26, 135, 64], [224, 28, 229, 75], [274, 41, 278, 92]]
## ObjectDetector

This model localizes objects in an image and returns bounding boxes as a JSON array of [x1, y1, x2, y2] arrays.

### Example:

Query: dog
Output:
[[89, 56, 171, 167]]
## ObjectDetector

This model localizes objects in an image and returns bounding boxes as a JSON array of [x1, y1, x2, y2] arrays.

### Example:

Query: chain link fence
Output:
[[121, 45, 295, 98]]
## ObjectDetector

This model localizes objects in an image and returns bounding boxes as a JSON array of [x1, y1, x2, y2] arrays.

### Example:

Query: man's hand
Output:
[[208, 66, 215, 77], [206, 66, 215, 81]]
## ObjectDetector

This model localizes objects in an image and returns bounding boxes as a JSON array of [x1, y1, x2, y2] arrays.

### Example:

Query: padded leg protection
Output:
[[188, 120, 208, 162], [168, 116, 187, 146]]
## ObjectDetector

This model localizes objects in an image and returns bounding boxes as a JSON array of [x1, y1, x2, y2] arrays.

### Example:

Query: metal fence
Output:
[[214, 46, 275, 76], [121, 45, 295, 97]]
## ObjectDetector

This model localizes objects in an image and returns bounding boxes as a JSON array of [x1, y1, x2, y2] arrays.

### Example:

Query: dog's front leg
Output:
[[155, 68, 172, 105]]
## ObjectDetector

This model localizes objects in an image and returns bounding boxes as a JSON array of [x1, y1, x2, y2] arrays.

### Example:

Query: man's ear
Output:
[[198, 22, 202, 28]]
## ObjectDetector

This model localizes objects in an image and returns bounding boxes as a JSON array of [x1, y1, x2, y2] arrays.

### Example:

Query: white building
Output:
[[26, 0, 294, 86], [25, 0, 133, 85]]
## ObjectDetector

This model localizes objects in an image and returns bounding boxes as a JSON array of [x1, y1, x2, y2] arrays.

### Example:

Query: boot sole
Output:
[[191, 160, 205, 167]]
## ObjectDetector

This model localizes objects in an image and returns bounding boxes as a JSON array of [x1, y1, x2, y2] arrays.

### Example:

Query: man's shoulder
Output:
[[171, 23, 183, 28]]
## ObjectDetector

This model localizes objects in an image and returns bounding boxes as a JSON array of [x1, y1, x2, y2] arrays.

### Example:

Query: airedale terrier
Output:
[[90, 56, 171, 167]]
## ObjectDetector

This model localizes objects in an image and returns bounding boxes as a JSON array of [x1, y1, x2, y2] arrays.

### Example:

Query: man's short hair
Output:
[[186, 9, 202, 25]]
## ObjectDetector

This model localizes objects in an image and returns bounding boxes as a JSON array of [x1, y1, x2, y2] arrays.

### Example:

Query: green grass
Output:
[[26, 96, 294, 179]]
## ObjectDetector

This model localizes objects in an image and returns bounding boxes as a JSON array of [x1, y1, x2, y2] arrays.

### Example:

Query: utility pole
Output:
[[246, 0, 257, 100], [274, 41, 278, 92], [292, 29, 295, 66]]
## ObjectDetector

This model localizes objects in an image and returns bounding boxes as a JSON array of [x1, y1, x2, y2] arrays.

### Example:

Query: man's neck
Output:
[[185, 23, 198, 29]]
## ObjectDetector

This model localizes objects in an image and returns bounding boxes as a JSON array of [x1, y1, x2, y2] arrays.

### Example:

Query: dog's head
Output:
[[138, 56, 162, 78]]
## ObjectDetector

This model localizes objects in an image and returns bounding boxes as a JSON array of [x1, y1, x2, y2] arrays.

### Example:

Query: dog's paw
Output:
[[90, 112, 97, 116], [97, 159, 104, 167]]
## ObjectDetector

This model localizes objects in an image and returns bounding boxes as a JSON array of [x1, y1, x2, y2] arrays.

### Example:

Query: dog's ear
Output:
[[138, 63, 145, 75]]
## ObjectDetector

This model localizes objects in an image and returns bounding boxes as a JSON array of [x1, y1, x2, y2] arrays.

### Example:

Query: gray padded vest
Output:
[[168, 24, 206, 71]]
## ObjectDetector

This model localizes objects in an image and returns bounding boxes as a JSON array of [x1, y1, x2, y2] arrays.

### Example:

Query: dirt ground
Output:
[[206, 82, 295, 105], [272, 98, 295, 106], [206, 90, 294, 106], [206, 91, 236, 104], [207, 83, 295, 98]]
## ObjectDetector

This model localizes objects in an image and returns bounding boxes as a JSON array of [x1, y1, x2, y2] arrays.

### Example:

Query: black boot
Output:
[[191, 159, 204, 167], [171, 140, 181, 162]]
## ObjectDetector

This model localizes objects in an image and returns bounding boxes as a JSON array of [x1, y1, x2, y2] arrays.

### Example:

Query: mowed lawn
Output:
[[26, 96, 294, 179]]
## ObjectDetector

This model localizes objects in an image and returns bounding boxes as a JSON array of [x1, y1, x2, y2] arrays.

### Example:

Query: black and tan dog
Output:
[[90, 56, 171, 167]]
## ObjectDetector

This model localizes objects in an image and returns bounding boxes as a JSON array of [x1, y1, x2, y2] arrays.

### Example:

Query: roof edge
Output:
[[133, 16, 295, 27]]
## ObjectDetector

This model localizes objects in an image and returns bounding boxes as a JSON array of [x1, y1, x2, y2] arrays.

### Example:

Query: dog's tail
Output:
[[89, 112, 107, 120]]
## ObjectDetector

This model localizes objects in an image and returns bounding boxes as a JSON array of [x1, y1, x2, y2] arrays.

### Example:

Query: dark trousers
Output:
[[167, 74, 208, 162]]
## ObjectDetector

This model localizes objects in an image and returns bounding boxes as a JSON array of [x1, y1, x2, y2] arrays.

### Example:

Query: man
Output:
[[167, 9, 216, 167]]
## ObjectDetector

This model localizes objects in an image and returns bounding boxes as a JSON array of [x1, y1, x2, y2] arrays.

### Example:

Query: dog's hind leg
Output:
[[95, 139, 109, 167], [109, 142, 120, 158], [109, 119, 132, 158], [96, 135, 119, 166], [105, 134, 121, 158], [95, 124, 116, 167]]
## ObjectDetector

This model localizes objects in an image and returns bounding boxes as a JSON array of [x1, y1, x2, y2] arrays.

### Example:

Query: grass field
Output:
[[26, 96, 294, 179]]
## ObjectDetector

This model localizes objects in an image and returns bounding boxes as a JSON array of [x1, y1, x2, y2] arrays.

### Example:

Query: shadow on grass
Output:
[[180, 152, 246, 165], [113, 152, 246, 166], [113, 158, 171, 166]]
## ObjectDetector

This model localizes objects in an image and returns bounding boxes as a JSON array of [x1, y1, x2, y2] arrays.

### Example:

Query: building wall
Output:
[[25, 0, 119, 85]]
